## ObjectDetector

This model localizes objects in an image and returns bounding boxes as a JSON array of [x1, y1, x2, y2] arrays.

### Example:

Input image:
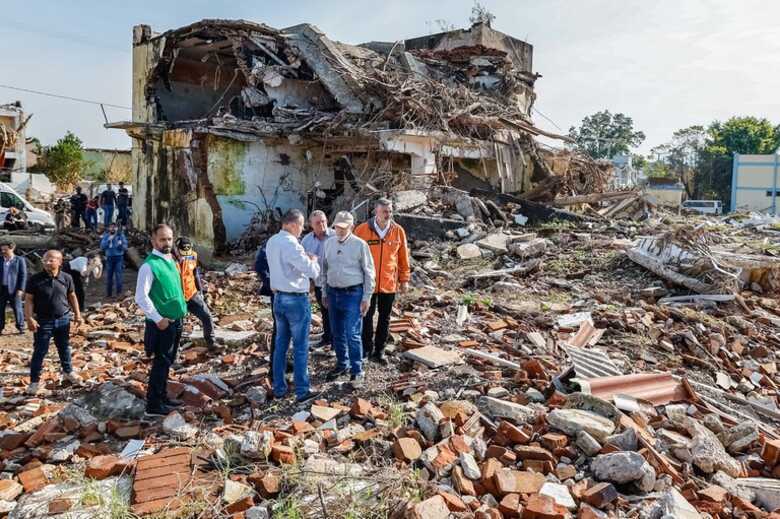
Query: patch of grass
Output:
[[377, 392, 406, 429], [275, 497, 305, 519]]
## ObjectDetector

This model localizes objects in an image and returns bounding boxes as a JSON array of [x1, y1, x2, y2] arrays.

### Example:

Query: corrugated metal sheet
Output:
[[576, 372, 692, 406], [562, 345, 622, 379]]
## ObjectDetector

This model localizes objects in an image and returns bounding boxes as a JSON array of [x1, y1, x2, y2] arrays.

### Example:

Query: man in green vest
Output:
[[134, 224, 188, 416]]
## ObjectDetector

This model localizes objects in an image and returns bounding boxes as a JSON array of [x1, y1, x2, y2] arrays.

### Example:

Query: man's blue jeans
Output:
[[327, 285, 364, 375], [105, 255, 124, 296], [103, 206, 114, 227], [0, 287, 24, 332], [30, 315, 72, 383], [272, 293, 311, 399], [85, 209, 97, 231]]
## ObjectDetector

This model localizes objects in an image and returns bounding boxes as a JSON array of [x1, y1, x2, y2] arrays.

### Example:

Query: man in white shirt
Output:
[[134, 224, 188, 416], [266, 209, 321, 402]]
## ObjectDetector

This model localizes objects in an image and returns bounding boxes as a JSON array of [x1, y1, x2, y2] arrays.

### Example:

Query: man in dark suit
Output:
[[0, 241, 27, 334]]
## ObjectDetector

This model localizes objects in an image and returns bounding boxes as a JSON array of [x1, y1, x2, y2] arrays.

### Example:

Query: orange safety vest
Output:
[[176, 252, 199, 301], [354, 219, 410, 294]]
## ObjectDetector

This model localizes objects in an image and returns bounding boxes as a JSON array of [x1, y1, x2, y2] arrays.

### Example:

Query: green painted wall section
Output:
[[207, 137, 247, 195]]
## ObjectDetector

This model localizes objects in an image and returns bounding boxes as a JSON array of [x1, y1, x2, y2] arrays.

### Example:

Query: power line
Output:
[[532, 106, 564, 132], [0, 84, 131, 111]]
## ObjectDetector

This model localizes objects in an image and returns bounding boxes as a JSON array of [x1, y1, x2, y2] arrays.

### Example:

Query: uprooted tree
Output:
[[568, 110, 646, 160]]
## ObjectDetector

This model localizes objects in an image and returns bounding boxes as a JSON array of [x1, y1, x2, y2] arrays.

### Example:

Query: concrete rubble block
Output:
[[719, 421, 759, 453], [507, 237, 548, 259], [58, 403, 98, 428], [310, 405, 341, 422], [540, 481, 577, 510], [735, 478, 780, 513], [416, 402, 445, 442], [460, 452, 482, 480], [0, 480, 22, 502], [392, 190, 428, 211], [591, 451, 656, 492], [189, 329, 258, 347], [605, 428, 637, 451], [476, 232, 511, 253], [223, 479, 253, 504], [477, 396, 536, 425], [412, 495, 450, 519], [576, 430, 602, 456], [456, 243, 482, 260], [245, 506, 271, 519], [563, 393, 620, 423], [547, 409, 616, 442], [76, 382, 146, 421], [404, 345, 463, 368], [672, 415, 742, 477], [162, 411, 199, 440], [654, 488, 701, 519]]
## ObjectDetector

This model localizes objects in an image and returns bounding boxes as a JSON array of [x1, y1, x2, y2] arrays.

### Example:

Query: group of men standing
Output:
[[68, 182, 131, 231], [264, 198, 410, 403]]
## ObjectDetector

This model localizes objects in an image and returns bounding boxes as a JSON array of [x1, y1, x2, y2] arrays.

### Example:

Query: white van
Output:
[[681, 200, 722, 215], [0, 184, 56, 229]]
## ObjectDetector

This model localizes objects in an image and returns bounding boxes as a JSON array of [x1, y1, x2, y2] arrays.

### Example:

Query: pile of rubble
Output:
[[2, 205, 780, 518]]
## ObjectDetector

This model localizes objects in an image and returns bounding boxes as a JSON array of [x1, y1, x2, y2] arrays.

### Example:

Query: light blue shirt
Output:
[[301, 228, 334, 287], [266, 230, 320, 293]]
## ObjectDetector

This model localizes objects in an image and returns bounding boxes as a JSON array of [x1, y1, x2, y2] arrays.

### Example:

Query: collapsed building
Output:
[[109, 18, 593, 252]]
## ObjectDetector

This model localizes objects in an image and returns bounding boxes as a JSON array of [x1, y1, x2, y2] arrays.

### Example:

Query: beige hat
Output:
[[332, 211, 354, 229]]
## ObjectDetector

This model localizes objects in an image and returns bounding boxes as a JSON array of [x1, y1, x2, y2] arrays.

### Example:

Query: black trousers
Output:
[[313, 286, 332, 344], [361, 292, 395, 357], [187, 293, 214, 343], [144, 319, 182, 409]]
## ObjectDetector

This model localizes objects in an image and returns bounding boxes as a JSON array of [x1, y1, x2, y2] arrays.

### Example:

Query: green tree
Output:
[[699, 117, 780, 207], [40, 132, 89, 189], [568, 110, 646, 159]]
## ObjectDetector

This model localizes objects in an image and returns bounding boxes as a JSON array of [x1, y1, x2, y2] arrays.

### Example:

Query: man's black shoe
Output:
[[325, 367, 348, 382], [296, 390, 321, 404], [163, 398, 183, 407], [145, 403, 176, 417], [370, 351, 388, 365]]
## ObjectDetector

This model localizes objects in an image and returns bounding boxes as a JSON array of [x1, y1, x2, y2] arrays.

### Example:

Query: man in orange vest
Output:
[[354, 198, 410, 364], [174, 237, 215, 350]]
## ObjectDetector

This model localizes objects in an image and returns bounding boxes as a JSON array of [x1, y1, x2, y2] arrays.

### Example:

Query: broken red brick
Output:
[[582, 482, 618, 508], [523, 493, 569, 519], [449, 434, 471, 454], [431, 445, 457, 471], [697, 485, 728, 503], [25, 417, 60, 447], [498, 493, 523, 518], [493, 469, 545, 495], [18, 466, 48, 493], [350, 398, 373, 418], [270, 445, 296, 465], [514, 445, 555, 463], [114, 425, 141, 439], [85, 455, 126, 480], [497, 421, 531, 444], [48, 498, 73, 514], [392, 437, 422, 462], [452, 466, 476, 496], [541, 432, 568, 451], [439, 491, 469, 512], [762, 438, 780, 467], [225, 495, 254, 514], [0, 432, 29, 450]]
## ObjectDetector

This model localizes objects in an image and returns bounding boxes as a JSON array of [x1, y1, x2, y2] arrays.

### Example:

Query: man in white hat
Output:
[[321, 211, 375, 389]]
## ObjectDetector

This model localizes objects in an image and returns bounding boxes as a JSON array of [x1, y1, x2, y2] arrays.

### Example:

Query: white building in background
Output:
[[0, 102, 27, 176], [611, 154, 644, 189], [731, 152, 780, 214]]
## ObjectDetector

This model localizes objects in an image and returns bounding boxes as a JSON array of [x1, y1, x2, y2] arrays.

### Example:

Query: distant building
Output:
[[0, 102, 28, 176], [82, 148, 132, 182], [645, 176, 685, 207], [731, 152, 780, 214]]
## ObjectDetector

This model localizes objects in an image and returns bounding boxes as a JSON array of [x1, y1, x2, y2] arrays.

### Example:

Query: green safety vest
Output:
[[145, 253, 187, 320]]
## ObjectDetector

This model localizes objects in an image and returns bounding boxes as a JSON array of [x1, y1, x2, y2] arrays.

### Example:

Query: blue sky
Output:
[[4, 0, 780, 153]]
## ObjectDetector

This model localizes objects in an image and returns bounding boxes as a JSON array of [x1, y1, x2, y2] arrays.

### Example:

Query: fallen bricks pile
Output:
[[1, 208, 780, 518]]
